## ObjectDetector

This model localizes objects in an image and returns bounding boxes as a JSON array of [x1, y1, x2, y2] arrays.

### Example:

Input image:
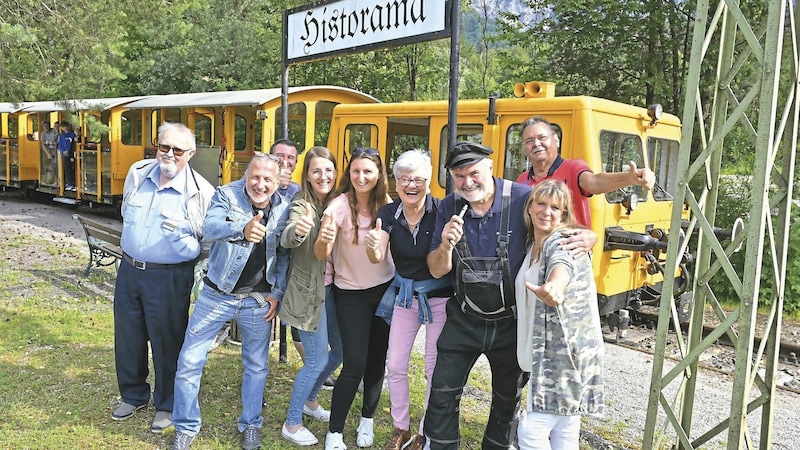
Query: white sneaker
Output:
[[303, 403, 331, 422], [356, 417, 374, 447], [282, 423, 318, 446], [326, 431, 347, 450]]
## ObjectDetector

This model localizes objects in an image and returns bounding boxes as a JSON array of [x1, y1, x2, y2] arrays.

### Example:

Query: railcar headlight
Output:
[[622, 192, 639, 215]]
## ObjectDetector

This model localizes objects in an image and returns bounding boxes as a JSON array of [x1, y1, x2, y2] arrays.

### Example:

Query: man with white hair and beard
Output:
[[424, 142, 531, 449], [111, 122, 215, 434]]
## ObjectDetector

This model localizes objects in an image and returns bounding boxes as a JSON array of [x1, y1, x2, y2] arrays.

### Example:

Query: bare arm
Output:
[[578, 161, 655, 195]]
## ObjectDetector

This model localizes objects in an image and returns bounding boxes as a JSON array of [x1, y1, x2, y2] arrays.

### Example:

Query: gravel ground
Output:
[[2, 190, 799, 449]]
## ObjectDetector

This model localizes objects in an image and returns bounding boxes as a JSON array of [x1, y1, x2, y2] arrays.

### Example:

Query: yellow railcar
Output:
[[327, 81, 691, 320], [122, 86, 380, 188]]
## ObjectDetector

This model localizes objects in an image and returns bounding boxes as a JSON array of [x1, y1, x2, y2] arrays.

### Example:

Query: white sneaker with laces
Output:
[[326, 431, 347, 450], [356, 417, 374, 447]]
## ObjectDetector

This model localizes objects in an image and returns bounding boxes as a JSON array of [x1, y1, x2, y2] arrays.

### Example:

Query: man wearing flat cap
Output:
[[424, 142, 531, 449]]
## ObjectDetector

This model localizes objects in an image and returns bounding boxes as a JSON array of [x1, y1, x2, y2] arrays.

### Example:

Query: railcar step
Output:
[[53, 197, 79, 205]]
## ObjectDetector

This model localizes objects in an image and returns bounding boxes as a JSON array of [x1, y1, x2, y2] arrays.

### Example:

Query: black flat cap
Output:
[[444, 142, 494, 169]]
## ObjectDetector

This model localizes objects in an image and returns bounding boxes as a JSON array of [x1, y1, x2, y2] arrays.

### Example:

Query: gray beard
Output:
[[159, 159, 178, 179]]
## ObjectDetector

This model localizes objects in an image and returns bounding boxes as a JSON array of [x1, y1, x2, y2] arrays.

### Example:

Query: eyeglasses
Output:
[[352, 148, 380, 157], [523, 134, 552, 147], [158, 144, 189, 157], [310, 168, 335, 179], [397, 176, 427, 187]]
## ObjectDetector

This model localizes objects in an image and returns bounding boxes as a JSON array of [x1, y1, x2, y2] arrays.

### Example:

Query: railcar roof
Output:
[[124, 86, 379, 109]]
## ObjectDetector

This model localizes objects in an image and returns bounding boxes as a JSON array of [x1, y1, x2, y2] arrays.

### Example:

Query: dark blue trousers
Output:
[[424, 298, 526, 449], [113, 259, 194, 411]]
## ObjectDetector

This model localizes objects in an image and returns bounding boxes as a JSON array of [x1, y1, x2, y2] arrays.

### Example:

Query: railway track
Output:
[[604, 308, 800, 393]]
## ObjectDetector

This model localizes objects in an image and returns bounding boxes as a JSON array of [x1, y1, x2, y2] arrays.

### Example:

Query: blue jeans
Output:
[[286, 285, 343, 426], [172, 286, 273, 435]]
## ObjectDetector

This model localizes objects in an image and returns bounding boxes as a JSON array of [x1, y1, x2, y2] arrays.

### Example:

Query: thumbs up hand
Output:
[[628, 160, 655, 190], [365, 218, 383, 251], [318, 213, 338, 245], [244, 210, 267, 243], [294, 202, 316, 237]]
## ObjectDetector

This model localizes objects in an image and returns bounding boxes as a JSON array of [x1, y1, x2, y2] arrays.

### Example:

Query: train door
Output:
[[187, 108, 221, 187]]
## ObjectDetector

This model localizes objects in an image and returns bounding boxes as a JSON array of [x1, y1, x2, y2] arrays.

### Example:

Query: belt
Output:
[[123, 252, 194, 271], [203, 277, 271, 308]]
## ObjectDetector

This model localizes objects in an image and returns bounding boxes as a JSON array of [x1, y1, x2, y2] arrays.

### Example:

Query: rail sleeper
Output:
[[72, 213, 122, 277]]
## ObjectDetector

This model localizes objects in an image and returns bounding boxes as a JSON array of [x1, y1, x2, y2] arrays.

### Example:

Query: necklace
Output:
[[403, 206, 424, 228]]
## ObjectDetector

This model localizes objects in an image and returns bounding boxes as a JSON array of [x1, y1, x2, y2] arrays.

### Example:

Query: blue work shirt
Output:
[[120, 165, 201, 264], [430, 177, 531, 289]]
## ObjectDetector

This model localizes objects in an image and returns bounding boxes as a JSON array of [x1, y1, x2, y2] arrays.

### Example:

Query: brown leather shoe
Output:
[[382, 428, 411, 450]]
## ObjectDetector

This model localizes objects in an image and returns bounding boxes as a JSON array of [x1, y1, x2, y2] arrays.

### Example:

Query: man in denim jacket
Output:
[[172, 152, 290, 450]]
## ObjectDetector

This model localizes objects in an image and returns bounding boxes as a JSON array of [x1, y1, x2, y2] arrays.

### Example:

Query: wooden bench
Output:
[[72, 213, 123, 277]]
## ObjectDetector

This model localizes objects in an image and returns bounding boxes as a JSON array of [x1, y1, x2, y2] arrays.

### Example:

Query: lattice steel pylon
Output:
[[642, 0, 799, 448]]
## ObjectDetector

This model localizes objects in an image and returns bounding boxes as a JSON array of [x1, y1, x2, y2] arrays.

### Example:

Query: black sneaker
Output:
[[321, 376, 336, 390]]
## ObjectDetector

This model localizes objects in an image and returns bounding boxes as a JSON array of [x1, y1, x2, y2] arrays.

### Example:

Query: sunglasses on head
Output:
[[352, 147, 380, 158], [158, 144, 189, 157]]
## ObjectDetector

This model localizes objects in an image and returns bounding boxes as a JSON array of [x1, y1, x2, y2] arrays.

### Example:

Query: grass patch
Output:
[[0, 217, 630, 449]]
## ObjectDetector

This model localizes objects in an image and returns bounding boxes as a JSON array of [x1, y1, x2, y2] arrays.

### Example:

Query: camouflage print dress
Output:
[[514, 231, 605, 416]]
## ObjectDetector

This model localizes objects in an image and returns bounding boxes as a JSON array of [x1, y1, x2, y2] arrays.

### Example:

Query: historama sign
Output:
[[284, 0, 451, 64]]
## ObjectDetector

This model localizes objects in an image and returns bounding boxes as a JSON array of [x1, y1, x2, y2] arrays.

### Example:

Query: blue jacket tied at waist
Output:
[[377, 274, 451, 325]]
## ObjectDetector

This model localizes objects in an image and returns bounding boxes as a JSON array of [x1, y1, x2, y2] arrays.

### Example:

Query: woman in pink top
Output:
[[318, 147, 395, 450]]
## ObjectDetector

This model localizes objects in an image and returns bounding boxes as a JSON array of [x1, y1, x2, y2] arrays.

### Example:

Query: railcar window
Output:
[[599, 130, 647, 203], [8, 117, 18, 139], [275, 102, 307, 151], [234, 114, 247, 151], [121, 110, 142, 146], [343, 123, 378, 169], [27, 115, 39, 141], [314, 101, 337, 147], [504, 121, 563, 181], [438, 124, 483, 190], [194, 115, 212, 146], [647, 137, 679, 200]]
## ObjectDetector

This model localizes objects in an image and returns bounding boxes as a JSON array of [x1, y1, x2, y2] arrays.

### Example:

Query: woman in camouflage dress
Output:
[[515, 179, 605, 450]]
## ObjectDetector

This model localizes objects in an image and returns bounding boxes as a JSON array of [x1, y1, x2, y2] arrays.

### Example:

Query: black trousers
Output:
[[328, 281, 391, 433], [424, 298, 526, 449], [113, 259, 194, 411]]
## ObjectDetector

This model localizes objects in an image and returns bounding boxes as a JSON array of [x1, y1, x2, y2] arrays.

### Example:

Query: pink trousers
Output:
[[386, 296, 448, 433]]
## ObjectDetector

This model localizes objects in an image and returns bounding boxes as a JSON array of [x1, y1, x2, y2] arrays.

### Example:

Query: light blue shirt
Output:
[[120, 165, 201, 263]]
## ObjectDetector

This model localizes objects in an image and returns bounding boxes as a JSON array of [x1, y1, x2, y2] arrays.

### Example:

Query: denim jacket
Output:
[[376, 273, 452, 325], [202, 178, 290, 301]]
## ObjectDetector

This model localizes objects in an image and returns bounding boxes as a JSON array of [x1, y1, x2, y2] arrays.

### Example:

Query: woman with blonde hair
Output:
[[515, 179, 604, 450]]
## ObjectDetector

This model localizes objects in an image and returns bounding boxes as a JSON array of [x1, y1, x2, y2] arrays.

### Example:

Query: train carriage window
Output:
[[194, 115, 212, 146], [26, 115, 40, 141], [438, 124, 483, 189], [121, 110, 142, 145], [275, 103, 307, 151], [599, 130, 647, 203], [504, 121, 563, 181], [8, 116, 18, 139], [647, 137, 678, 200], [314, 101, 337, 147], [234, 114, 247, 151]]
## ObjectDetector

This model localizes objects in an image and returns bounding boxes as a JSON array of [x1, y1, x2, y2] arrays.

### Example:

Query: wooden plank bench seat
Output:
[[72, 214, 123, 277]]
